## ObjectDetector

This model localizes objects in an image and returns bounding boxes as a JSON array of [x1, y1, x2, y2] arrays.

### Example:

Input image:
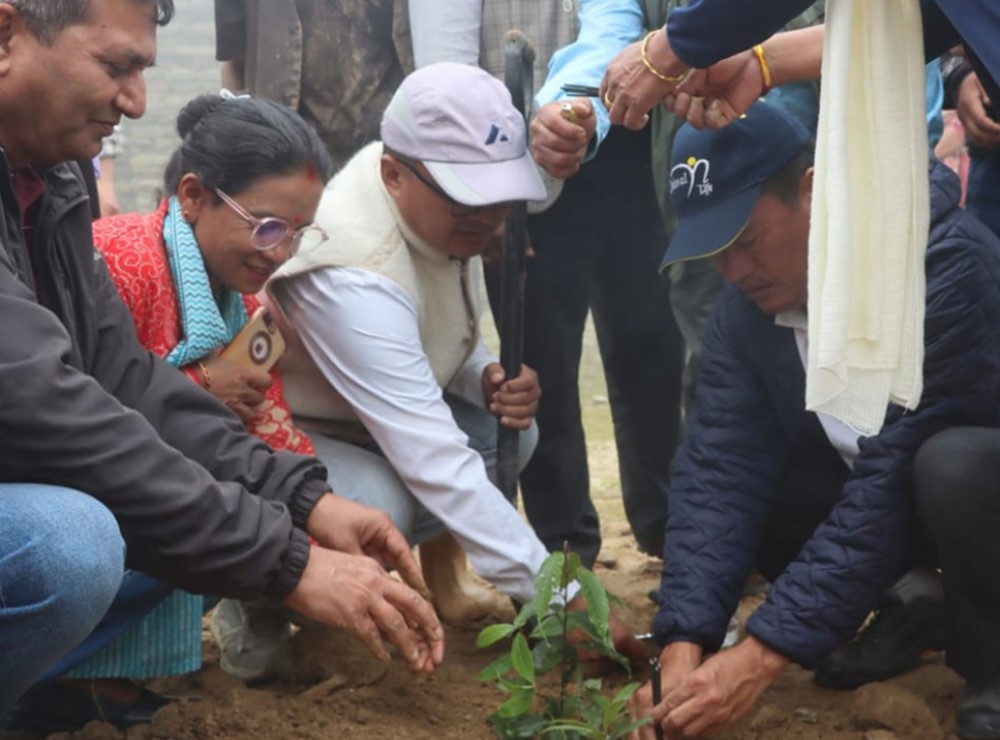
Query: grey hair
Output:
[[4, 0, 174, 44]]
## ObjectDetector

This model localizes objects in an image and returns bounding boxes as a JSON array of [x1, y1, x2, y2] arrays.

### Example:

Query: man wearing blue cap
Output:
[[628, 100, 1000, 739]]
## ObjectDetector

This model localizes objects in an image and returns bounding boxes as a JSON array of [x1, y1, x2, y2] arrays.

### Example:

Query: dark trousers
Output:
[[915, 427, 1000, 687], [759, 427, 999, 687], [487, 126, 684, 566]]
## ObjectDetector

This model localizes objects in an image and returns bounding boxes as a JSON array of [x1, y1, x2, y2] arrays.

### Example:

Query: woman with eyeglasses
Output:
[[97, 93, 332, 435], [59, 93, 334, 706]]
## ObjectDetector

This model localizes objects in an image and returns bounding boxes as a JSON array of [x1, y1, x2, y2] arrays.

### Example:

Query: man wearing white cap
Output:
[[266, 63, 641, 647]]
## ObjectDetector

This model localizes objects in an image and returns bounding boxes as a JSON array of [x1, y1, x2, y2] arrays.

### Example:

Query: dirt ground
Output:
[[27, 524, 964, 740], [22, 328, 967, 740]]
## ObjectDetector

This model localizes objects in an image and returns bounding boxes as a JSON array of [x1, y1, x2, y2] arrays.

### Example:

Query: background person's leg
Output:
[[915, 427, 1000, 689], [590, 129, 684, 558], [0, 485, 125, 715], [444, 392, 538, 493]]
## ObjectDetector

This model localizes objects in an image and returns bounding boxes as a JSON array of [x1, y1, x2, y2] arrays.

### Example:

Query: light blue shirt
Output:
[[535, 0, 644, 158]]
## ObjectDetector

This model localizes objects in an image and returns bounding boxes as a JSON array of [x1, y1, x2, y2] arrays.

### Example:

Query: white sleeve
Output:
[[409, 0, 482, 68], [277, 268, 547, 603], [444, 339, 495, 408]]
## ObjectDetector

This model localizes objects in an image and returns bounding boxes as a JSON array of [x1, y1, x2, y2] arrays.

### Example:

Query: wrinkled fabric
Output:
[[653, 162, 1000, 667]]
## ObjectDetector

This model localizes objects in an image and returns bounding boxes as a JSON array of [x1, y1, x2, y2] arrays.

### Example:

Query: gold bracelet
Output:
[[752, 44, 773, 93], [197, 360, 212, 391], [640, 31, 687, 84]]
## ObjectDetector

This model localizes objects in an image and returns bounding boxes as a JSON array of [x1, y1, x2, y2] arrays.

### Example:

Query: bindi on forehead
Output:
[[293, 215, 303, 225], [305, 166, 317, 182]]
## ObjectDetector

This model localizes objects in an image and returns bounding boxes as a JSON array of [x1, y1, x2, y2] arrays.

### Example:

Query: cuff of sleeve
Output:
[[264, 526, 311, 600], [650, 608, 725, 652], [286, 470, 330, 531], [585, 104, 611, 163], [745, 610, 810, 667]]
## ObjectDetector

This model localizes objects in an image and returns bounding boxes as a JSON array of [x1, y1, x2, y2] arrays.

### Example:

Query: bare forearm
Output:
[[763, 25, 824, 87]]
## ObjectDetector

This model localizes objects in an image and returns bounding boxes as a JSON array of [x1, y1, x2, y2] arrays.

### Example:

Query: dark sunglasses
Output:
[[215, 188, 327, 254]]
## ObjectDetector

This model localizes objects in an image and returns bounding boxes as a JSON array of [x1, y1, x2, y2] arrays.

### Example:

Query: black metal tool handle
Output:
[[496, 30, 536, 501], [650, 655, 665, 740]]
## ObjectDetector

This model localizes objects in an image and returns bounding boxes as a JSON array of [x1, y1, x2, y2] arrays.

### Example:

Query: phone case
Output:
[[220, 306, 286, 373]]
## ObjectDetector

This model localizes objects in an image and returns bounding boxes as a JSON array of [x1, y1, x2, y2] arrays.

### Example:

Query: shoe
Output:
[[209, 598, 291, 683], [957, 684, 1000, 739], [814, 596, 947, 690], [3, 681, 172, 734]]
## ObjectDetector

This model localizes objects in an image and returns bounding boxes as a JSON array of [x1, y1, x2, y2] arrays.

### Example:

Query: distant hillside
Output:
[[116, 0, 219, 213]]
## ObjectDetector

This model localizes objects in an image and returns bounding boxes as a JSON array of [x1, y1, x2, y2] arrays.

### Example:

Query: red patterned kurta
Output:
[[94, 200, 314, 456]]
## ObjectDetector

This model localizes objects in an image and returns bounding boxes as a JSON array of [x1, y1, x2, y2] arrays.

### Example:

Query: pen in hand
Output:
[[561, 83, 601, 98]]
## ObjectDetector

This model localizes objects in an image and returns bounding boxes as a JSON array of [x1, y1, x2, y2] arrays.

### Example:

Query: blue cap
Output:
[[660, 100, 812, 269]]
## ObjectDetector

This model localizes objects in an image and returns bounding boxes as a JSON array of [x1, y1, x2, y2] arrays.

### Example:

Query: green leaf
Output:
[[563, 551, 583, 584], [541, 719, 600, 738], [532, 639, 564, 673], [510, 633, 535, 681], [477, 653, 514, 683], [612, 682, 642, 704], [519, 552, 564, 629], [494, 714, 548, 739], [530, 613, 565, 639], [497, 675, 533, 693], [576, 569, 610, 643], [477, 622, 516, 648], [496, 689, 535, 718], [608, 717, 652, 739]]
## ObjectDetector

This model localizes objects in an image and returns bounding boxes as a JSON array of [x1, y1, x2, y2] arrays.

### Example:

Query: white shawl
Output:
[[806, 0, 929, 435]]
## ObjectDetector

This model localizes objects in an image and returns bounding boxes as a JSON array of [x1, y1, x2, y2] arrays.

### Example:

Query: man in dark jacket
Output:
[[628, 101, 1000, 740], [0, 0, 443, 725]]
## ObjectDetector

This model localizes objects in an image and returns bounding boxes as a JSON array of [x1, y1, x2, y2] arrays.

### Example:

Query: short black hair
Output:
[[164, 94, 333, 197], [761, 144, 815, 205], [6, 0, 174, 44]]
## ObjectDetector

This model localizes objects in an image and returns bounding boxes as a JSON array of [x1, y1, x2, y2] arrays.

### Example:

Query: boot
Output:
[[419, 532, 511, 624]]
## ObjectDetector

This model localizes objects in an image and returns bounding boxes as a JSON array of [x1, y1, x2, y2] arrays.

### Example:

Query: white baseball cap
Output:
[[381, 62, 547, 206]]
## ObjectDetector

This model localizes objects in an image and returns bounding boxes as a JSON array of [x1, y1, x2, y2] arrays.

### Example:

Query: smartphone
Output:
[[220, 306, 286, 373]]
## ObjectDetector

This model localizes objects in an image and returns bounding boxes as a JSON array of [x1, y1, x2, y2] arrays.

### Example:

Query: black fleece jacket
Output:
[[0, 155, 328, 600]]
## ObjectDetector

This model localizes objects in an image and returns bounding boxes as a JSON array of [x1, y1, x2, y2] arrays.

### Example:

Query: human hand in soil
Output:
[[193, 355, 272, 424], [628, 641, 702, 739], [306, 493, 430, 598], [284, 545, 445, 674], [482, 362, 540, 430], [646, 635, 788, 737], [565, 598, 648, 666]]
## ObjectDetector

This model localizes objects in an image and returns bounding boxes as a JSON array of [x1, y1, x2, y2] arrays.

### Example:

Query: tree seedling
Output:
[[476, 550, 650, 739]]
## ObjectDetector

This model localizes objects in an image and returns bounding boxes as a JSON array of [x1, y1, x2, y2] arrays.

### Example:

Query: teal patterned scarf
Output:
[[163, 196, 247, 367]]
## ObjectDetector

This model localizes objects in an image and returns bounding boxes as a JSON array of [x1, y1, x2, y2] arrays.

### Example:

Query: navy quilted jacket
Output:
[[651, 162, 1000, 667]]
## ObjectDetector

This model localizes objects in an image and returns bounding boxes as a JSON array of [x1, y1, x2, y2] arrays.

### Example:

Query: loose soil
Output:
[[21, 527, 964, 740], [16, 326, 966, 739]]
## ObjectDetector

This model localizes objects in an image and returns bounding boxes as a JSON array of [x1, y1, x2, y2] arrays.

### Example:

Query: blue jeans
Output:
[[0, 485, 125, 715], [0, 485, 173, 716]]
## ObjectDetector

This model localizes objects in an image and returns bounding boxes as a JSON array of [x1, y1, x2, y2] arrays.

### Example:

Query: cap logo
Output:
[[670, 156, 713, 198], [485, 123, 511, 145]]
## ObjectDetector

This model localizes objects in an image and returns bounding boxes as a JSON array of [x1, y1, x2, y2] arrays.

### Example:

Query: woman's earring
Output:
[[182, 210, 191, 221]]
